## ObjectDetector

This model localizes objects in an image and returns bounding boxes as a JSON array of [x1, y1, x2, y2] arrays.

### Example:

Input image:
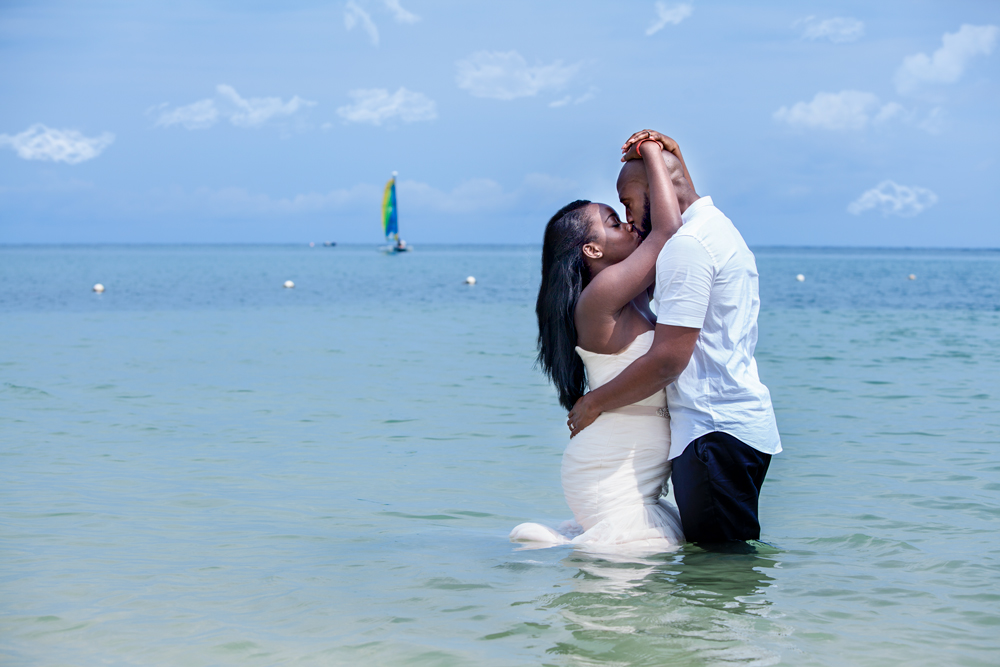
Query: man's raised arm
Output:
[[567, 226, 715, 438], [566, 324, 699, 438]]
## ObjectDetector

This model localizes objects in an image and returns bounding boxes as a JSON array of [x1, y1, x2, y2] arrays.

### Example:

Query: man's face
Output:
[[617, 178, 651, 239]]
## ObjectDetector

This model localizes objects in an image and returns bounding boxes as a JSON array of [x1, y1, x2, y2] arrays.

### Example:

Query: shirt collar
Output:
[[681, 196, 713, 224]]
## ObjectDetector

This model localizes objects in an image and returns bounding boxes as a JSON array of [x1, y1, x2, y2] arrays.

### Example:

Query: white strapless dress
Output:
[[511, 331, 684, 552]]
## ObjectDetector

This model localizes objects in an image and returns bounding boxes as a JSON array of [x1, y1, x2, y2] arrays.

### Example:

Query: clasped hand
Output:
[[621, 129, 681, 163], [567, 393, 601, 438]]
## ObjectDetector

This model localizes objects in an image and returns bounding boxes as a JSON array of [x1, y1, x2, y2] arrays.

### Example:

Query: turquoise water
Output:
[[2, 245, 999, 666]]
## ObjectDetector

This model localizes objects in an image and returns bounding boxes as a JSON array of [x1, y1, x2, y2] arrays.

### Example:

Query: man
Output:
[[567, 130, 781, 544]]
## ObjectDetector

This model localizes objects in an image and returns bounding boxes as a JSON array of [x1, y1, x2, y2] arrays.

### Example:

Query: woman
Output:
[[510, 133, 687, 551]]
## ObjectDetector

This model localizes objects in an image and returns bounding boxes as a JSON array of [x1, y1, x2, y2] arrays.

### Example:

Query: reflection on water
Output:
[[668, 543, 778, 614], [538, 545, 784, 665]]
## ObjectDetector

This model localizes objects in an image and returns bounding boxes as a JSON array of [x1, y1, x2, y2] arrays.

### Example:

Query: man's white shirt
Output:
[[652, 196, 782, 460]]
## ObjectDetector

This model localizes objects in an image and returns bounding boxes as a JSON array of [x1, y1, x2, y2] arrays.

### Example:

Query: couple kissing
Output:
[[511, 130, 782, 552]]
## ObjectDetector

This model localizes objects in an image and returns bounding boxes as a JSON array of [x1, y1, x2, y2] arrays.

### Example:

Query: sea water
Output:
[[1, 244, 999, 666]]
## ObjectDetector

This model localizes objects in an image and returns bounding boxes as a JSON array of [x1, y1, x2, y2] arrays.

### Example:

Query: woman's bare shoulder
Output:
[[575, 301, 652, 354]]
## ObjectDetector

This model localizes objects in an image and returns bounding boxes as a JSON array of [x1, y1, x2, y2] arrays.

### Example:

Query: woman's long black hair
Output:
[[535, 200, 595, 410]]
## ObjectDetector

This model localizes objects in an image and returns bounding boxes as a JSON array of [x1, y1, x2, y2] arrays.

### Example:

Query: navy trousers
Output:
[[672, 431, 771, 544]]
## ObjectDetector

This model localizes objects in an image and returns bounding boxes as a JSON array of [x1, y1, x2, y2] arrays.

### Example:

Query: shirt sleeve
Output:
[[655, 234, 714, 329]]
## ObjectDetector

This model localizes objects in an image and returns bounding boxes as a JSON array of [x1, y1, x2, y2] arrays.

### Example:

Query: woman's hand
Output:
[[567, 393, 602, 438], [621, 128, 695, 190], [621, 129, 681, 163], [622, 137, 662, 162]]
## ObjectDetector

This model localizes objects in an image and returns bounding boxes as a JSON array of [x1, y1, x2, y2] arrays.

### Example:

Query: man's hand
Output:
[[567, 393, 602, 438], [621, 130, 681, 163]]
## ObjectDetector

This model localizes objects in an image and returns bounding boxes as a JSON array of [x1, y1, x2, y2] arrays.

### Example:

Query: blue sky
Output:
[[1, 1, 997, 246]]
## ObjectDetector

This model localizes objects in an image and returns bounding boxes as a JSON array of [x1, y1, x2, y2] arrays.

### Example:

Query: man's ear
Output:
[[582, 242, 603, 260]]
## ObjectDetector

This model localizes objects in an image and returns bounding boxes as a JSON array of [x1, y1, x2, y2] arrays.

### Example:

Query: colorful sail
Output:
[[382, 174, 398, 242]]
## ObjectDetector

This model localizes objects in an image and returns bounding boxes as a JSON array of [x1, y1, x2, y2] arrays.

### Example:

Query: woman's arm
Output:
[[577, 141, 683, 317]]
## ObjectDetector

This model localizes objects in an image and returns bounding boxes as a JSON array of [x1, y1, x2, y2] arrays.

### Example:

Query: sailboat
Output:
[[382, 171, 411, 253]]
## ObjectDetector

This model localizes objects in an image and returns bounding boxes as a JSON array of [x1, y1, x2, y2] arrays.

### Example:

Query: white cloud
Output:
[[192, 183, 380, 215], [646, 2, 693, 36], [343, 0, 419, 46], [141, 182, 377, 217], [155, 85, 315, 130], [153, 99, 219, 130], [0, 124, 114, 164], [383, 0, 419, 23], [521, 172, 577, 195], [402, 178, 507, 213], [774, 90, 901, 130], [401, 172, 577, 214], [345, 0, 379, 46], [848, 181, 938, 217], [797, 16, 864, 43], [575, 88, 597, 105], [549, 86, 598, 108], [167, 172, 575, 218], [895, 24, 998, 94], [915, 106, 945, 134], [873, 101, 905, 123], [336, 87, 437, 125], [217, 85, 314, 128], [456, 51, 578, 100]]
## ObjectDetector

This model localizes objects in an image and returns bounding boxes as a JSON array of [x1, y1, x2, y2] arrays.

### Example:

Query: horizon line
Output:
[[2, 242, 1000, 252]]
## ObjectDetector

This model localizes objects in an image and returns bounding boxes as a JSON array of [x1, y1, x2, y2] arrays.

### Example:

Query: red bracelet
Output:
[[635, 139, 657, 158]]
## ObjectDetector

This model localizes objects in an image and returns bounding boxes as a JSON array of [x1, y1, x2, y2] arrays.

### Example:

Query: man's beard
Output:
[[638, 193, 651, 239]]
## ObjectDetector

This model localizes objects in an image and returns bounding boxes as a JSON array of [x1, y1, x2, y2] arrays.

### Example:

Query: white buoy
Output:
[[283, 280, 295, 289], [908, 274, 916, 280], [465, 276, 476, 285], [309, 241, 315, 247], [795, 274, 805, 282], [92, 283, 105, 293]]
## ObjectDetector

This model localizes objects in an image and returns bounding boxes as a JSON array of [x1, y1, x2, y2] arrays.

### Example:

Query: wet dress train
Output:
[[510, 331, 685, 552]]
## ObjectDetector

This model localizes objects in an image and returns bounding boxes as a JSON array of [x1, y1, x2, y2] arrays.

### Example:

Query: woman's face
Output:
[[585, 203, 640, 265]]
